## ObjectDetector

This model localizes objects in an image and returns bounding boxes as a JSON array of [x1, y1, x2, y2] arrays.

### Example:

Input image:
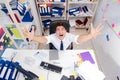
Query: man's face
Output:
[[55, 26, 67, 40]]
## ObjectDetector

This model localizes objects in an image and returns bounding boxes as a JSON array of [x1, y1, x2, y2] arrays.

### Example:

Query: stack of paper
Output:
[[77, 61, 105, 80]]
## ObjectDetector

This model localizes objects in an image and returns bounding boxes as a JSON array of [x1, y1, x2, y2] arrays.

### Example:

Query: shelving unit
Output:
[[35, 0, 67, 35], [0, 0, 41, 50], [35, 0, 99, 33], [67, 0, 99, 29]]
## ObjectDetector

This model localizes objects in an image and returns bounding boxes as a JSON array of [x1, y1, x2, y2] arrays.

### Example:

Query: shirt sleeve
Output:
[[45, 35, 51, 44], [69, 33, 79, 44], [74, 35, 79, 44]]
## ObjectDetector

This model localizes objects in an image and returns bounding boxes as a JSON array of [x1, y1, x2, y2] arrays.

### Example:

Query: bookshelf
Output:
[[35, 0, 99, 33], [35, 0, 67, 35], [0, 0, 41, 50], [68, 0, 99, 29]]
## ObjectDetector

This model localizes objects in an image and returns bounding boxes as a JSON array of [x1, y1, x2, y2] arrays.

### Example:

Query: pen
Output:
[[34, 51, 40, 56]]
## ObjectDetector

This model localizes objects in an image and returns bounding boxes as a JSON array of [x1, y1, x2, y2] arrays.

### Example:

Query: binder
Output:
[[14, 13, 21, 23], [10, 28, 22, 38], [51, 7, 64, 12], [0, 60, 19, 80], [17, 2, 26, 16], [22, 9, 34, 22], [80, 51, 95, 64], [61, 0, 65, 2], [40, 6, 51, 16], [42, 19, 51, 28], [0, 28, 5, 39], [69, 7, 80, 16]]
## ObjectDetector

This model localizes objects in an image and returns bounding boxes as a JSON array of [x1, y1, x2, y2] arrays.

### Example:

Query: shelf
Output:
[[19, 42, 39, 49], [69, 1, 97, 4], [37, 2, 66, 4]]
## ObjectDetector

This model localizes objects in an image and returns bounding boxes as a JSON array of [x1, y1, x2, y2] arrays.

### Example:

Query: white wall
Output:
[[92, 0, 120, 80]]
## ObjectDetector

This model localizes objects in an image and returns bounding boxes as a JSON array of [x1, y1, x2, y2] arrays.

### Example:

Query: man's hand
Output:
[[23, 27, 35, 41], [90, 23, 103, 38]]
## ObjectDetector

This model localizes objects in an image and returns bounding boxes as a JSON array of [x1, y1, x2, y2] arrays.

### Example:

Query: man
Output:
[[24, 22, 103, 50]]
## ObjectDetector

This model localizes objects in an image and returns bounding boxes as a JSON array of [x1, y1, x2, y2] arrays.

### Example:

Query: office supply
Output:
[[42, 19, 51, 28], [40, 61, 62, 73], [77, 61, 105, 80], [61, 0, 65, 2], [84, 6, 88, 12], [0, 60, 19, 80], [8, 14, 14, 23], [0, 28, 5, 39], [61, 75, 68, 80], [10, 28, 22, 38], [14, 13, 21, 23], [75, 19, 83, 25], [80, 51, 95, 64], [22, 9, 34, 22], [69, 75, 74, 80], [69, 7, 80, 16], [76, 76, 82, 80], [13, 62, 39, 80], [51, 7, 64, 12]]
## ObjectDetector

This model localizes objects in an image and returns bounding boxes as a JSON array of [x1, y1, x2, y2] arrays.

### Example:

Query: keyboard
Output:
[[40, 61, 62, 73]]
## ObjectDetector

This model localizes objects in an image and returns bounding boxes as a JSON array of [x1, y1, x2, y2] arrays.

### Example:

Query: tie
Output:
[[60, 41, 63, 50]]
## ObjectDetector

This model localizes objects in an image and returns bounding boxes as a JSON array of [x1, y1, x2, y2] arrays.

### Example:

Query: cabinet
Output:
[[68, 0, 99, 29], [35, 0, 67, 35], [0, 0, 41, 50]]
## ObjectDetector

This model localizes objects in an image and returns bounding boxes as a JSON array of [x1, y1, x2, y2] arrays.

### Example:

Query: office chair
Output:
[[49, 20, 73, 50]]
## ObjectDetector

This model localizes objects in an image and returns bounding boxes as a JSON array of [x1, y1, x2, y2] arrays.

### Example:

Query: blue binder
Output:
[[40, 6, 51, 16], [42, 19, 51, 28], [61, 0, 65, 2], [69, 7, 80, 16], [0, 60, 19, 80], [22, 9, 34, 22]]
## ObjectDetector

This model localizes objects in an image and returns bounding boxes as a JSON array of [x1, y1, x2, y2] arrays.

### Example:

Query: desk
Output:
[[2, 49, 104, 80]]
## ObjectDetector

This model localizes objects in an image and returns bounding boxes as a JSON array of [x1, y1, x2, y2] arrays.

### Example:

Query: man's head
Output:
[[55, 23, 67, 40], [50, 20, 70, 40]]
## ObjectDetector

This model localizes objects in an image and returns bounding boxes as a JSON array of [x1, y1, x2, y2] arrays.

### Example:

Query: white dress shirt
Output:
[[45, 32, 79, 50]]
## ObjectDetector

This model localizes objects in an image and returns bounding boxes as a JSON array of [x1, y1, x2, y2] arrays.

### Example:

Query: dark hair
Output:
[[50, 20, 70, 34], [56, 22, 67, 30]]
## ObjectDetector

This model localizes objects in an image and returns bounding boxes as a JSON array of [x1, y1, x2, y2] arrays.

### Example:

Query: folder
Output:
[[9, 0, 18, 10], [14, 13, 21, 23], [0, 28, 5, 39], [80, 51, 95, 64], [22, 9, 34, 22], [10, 28, 22, 38], [51, 7, 64, 12], [40, 6, 51, 16], [69, 7, 80, 16], [0, 60, 19, 80], [42, 19, 51, 28], [61, 0, 65, 2], [17, 2, 26, 16]]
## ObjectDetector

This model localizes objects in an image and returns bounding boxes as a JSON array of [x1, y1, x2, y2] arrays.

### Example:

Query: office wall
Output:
[[92, 0, 120, 80]]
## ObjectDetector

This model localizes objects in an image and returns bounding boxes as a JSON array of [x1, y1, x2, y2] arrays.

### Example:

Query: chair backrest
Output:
[[49, 20, 73, 50], [49, 20, 70, 34]]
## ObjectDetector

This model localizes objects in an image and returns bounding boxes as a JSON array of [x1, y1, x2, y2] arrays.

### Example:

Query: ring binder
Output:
[[0, 60, 19, 80]]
